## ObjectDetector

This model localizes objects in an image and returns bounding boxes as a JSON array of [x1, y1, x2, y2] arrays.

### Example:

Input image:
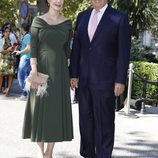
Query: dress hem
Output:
[[23, 137, 74, 142]]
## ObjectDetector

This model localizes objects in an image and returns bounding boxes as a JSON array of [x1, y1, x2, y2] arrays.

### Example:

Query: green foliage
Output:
[[0, 0, 36, 26], [130, 37, 147, 61], [0, 0, 19, 25], [132, 61, 158, 103], [63, 0, 91, 26], [63, 0, 158, 36], [130, 37, 158, 63], [29, 0, 36, 3], [151, 24, 158, 38], [113, 0, 158, 37], [63, 0, 115, 27], [144, 53, 158, 63]]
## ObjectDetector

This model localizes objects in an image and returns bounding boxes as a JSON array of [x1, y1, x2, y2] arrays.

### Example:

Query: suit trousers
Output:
[[78, 86, 115, 158]]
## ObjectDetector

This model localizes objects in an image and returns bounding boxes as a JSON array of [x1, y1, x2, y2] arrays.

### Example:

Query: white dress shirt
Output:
[[88, 4, 108, 37]]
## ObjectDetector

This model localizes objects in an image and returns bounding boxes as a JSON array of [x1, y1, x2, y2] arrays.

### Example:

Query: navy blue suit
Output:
[[70, 5, 131, 158]]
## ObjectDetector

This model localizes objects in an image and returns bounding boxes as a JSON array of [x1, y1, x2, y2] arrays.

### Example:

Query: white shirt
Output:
[[9, 32, 18, 44], [0, 32, 17, 44], [88, 4, 108, 35]]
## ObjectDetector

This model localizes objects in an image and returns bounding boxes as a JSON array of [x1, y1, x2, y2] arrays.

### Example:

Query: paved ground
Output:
[[0, 80, 158, 158]]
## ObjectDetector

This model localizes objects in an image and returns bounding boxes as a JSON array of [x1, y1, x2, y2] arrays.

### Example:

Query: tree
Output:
[[0, 0, 37, 27], [63, 0, 158, 37], [63, 0, 115, 26], [114, 0, 158, 37], [0, 0, 18, 26]]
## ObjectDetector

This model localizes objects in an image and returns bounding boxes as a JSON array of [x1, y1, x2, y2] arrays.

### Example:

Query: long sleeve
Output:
[[65, 29, 73, 59], [70, 13, 82, 78], [30, 25, 39, 58], [115, 13, 131, 84]]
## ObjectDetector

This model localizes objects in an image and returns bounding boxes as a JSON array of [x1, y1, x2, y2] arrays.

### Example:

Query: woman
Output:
[[0, 26, 15, 96], [0, 22, 19, 93], [22, 0, 73, 158], [1, 22, 18, 44]]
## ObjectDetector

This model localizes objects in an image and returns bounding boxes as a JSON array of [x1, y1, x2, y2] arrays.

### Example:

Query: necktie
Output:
[[89, 10, 98, 42]]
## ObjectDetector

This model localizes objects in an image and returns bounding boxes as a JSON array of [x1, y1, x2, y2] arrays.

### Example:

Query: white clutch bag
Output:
[[25, 72, 49, 97]]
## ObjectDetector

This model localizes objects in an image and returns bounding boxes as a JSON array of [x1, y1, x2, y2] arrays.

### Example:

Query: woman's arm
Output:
[[15, 44, 30, 55], [0, 46, 14, 55]]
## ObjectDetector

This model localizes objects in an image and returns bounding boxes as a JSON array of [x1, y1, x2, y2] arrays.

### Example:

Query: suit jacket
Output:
[[70, 5, 131, 89]]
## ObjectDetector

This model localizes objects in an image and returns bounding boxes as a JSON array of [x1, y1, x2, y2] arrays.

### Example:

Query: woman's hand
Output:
[[31, 82, 41, 89], [30, 70, 37, 76], [29, 71, 41, 89], [7, 46, 14, 52]]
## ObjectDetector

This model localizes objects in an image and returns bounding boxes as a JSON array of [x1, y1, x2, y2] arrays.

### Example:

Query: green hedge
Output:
[[132, 61, 158, 104]]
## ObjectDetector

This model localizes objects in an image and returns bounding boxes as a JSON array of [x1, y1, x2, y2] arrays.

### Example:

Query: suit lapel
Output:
[[91, 5, 112, 43], [83, 9, 93, 43]]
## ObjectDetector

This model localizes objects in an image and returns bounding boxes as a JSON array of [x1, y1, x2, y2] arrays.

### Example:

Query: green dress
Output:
[[22, 17, 73, 142]]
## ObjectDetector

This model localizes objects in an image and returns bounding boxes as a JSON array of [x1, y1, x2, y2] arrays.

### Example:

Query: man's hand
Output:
[[114, 83, 125, 96], [15, 50, 21, 55], [70, 78, 78, 90]]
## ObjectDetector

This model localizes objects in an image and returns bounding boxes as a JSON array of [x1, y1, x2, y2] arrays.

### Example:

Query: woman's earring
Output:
[[48, 3, 50, 7]]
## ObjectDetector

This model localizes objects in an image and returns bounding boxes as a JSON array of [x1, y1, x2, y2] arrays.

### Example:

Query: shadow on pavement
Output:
[[56, 151, 81, 158], [114, 131, 158, 158], [14, 157, 35, 158]]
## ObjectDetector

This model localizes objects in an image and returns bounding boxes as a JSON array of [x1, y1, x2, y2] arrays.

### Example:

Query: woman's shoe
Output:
[[3, 88, 7, 94], [5, 88, 10, 97]]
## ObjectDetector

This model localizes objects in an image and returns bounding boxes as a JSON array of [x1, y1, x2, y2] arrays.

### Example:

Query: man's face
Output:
[[91, 0, 107, 10], [20, 27, 24, 35]]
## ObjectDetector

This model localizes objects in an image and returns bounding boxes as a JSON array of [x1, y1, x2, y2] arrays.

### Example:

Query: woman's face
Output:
[[3, 29, 10, 38], [48, 0, 64, 11]]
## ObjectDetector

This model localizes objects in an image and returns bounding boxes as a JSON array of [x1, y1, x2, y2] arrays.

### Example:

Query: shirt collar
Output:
[[98, 3, 108, 13]]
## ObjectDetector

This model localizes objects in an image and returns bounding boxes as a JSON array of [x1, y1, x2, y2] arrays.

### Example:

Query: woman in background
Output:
[[0, 26, 15, 96]]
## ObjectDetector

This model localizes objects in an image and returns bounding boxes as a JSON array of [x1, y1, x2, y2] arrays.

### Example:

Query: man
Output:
[[70, 0, 131, 157], [16, 23, 31, 100]]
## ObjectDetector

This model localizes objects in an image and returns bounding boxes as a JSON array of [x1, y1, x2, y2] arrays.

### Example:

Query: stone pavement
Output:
[[0, 79, 158, 158]]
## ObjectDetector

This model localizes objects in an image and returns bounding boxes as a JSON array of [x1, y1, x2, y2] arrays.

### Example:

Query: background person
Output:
[[1, 22, 18, 44], [0, 26, 15, 96], [0, 22, 19, 93], [15, 22, 31, 100]]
